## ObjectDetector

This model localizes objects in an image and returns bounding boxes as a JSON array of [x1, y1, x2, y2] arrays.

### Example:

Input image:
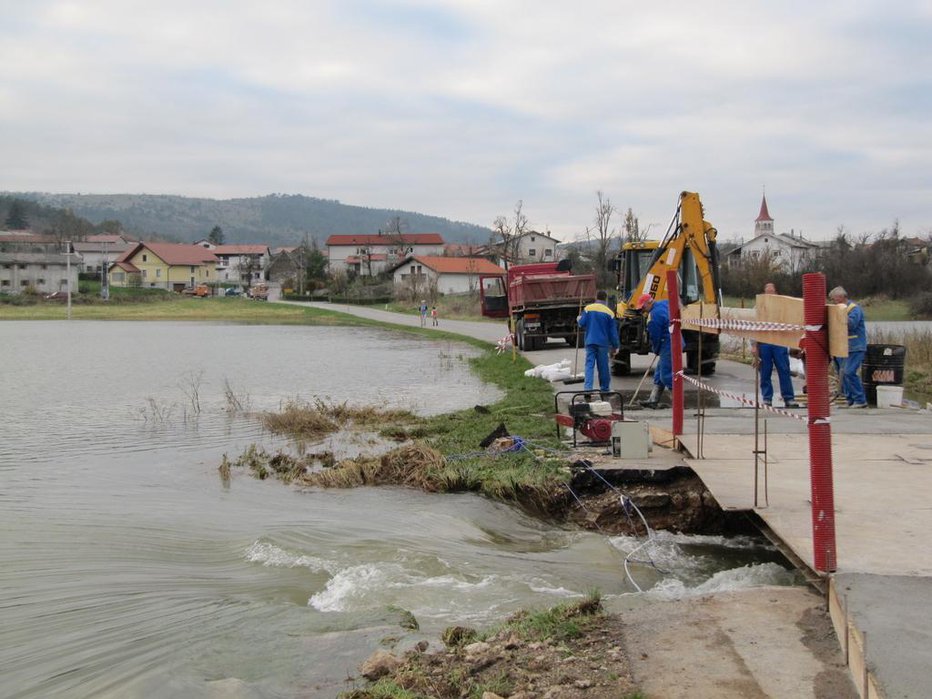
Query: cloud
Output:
[[1, 1, 931, 240]]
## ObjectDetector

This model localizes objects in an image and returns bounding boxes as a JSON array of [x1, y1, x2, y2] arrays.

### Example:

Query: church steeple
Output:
[[754, 191, 773, 236]]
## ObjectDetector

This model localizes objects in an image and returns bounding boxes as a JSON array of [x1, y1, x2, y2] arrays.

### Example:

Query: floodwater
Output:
[[0, 321, 796, 698]]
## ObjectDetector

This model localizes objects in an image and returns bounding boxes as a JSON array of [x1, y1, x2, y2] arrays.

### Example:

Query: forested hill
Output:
[[10, 192, 492, 246]]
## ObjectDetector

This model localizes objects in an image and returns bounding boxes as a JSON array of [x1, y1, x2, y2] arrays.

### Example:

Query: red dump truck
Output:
[[479, 261, 597, 351]]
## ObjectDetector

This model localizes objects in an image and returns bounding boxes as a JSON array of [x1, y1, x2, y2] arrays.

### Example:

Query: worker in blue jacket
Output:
[[577, 290, 619, 392], [636, 294, 672, 407], [829, 286, 867, 408]]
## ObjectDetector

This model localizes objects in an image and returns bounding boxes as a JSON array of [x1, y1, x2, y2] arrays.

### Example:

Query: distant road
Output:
[[277, 300, 512, 344]]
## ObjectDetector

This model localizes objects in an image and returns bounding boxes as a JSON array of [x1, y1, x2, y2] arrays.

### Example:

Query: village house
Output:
[[209, 244, 270, 285], [513, 230, 559, 264], [109, 242, 218, 291], [0, 231, 63, 254], [326, 233, 444, 276], [266, 247, 305, 287], [0, 251, 79, 295], [390, 255, 504, 295], [72, 234, 134, 275], [725, 195, 821, 271]]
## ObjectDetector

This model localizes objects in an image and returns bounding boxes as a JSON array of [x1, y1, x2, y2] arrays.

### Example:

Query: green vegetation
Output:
[[233, 342, 568, 502], [479, 589, 603, 644]]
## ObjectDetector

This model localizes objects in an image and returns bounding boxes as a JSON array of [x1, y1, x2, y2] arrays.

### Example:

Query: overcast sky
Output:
[[2, 1, 930, 241]]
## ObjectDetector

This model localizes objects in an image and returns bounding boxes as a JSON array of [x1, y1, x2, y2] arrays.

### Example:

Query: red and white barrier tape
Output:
[[496, 333, 514, 354], [676, 371, 830, 424], [673, 317, 821, 333]]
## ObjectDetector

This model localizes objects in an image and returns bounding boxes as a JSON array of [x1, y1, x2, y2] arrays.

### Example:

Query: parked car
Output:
[[224, 287, 243, 297]]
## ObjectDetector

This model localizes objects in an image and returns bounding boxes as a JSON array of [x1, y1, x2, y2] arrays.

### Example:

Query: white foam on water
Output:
[[643, 562, 798, 600], [244, 541, 334, 573], [307, 562, 522, 613]]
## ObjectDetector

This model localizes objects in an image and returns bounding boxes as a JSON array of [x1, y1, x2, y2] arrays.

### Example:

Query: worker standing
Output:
[[753, 282, 800, 408], [577, 290, 619, 393], [636, 294, 672, 408], [829, 286, 868, 408]]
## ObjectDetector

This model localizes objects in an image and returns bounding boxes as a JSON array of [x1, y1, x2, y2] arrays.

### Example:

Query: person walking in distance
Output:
[[430, 305, 439, 327], [753, 282, 800, 408], [418, 299, 428, 328], [829, 286, 868, 408], [636, 294, 672, 408], [576, 290, 619, 393]]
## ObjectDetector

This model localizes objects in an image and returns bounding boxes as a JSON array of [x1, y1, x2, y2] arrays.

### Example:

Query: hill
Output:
[[7, 192, 492, 247]]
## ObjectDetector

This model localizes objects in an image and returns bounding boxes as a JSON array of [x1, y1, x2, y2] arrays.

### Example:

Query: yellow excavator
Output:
[[612, 191, 722, 376]]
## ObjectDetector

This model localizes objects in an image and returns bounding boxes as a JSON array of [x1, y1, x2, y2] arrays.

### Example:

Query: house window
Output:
[[114, 272, 125, 282], [1, 280, 9, 286], [531, 236, 536, 242], [156, 268, 161, 277], [21, 280, 28, 286], [37, 278, 45, 284], [41, 264, 47, 270], [60, 279, 67, 286], [142, 269, 148, 279], [18, 264, 25, 270], [544, 249, 553, 257], [142, 254, 147, 262], [190, 266, 196, 273], [528, 249, 536, 256]]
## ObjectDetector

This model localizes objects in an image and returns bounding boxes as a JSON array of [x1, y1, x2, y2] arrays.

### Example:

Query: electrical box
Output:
[[611, 420, 651, 459]]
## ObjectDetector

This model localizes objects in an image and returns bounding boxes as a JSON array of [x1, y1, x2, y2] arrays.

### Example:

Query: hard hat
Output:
[[635, 293, 653, 310]]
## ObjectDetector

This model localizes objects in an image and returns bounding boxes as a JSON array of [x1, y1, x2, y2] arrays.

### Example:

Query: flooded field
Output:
[[0, 321, 796, 698]]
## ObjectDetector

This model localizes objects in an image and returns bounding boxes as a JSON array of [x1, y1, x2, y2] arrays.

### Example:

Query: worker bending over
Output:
[[636, 293, 672, 408], [577, 290, 619, 393]]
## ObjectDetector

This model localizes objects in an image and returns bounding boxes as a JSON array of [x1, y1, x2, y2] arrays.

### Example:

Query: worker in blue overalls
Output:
[[577, 290, 619, 393], [636, 293, 672, 408], [830, 286, 867, 408]]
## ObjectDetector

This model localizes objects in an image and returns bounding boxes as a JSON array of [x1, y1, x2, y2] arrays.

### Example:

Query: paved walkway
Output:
[[280, 300, 930, 697]]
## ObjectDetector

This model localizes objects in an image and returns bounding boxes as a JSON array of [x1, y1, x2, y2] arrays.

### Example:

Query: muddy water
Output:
[[0, 321, 796, 698]]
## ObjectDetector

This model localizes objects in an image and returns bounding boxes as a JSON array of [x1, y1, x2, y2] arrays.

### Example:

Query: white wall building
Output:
[[0, 252, 79, 294], [391, 255, 504, 295], [210, 244, 270, 284], [72, 234, 134, 274], [326, 233, 445, 276], [514, 231, 559, 264]]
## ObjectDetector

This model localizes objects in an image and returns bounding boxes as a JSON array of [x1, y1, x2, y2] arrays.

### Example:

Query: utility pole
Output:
[[65, 241, 72, 320], [101, 240, 110, 300]]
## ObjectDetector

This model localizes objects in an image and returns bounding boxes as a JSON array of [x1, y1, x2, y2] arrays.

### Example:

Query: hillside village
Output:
[[2, 194, 931, 308]]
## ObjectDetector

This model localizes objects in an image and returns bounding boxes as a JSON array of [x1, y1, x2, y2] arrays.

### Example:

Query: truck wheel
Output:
[[612, 351, 631, 376]]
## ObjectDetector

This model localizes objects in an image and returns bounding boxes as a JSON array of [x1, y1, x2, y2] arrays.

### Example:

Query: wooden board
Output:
[[680, 297, 849, 357]]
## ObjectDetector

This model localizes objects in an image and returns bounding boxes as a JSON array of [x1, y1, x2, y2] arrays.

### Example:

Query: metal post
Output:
[[803, 272, 837, 572], [666, 270, 684, 437]]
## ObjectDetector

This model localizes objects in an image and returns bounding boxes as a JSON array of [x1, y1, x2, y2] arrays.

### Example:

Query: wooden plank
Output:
[[682, 299, 849, 356]]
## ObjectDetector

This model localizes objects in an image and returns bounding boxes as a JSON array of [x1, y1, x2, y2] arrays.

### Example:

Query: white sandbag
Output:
[[524, 359, 571, 380]]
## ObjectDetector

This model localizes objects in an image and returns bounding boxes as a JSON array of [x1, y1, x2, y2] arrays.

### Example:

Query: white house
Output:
[[326, 233, 445, 276], [391, 255, 504, 295], [514, 231, 559, 264], [72, 234, 134, 275], [210, 244, 270, 285], [0, 252, 79, 294]]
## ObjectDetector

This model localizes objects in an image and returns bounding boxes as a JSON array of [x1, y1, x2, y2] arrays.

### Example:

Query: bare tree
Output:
[[623, 207, 645, 243], [586, 191, 617, 287], [492, 200, 529, 266]]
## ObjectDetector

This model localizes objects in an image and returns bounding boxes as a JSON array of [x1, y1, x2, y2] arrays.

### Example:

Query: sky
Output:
[[2, 0, 931, 242]]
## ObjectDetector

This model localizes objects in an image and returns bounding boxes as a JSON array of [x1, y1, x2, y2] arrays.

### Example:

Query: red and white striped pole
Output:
[[666, 270, 684, 437], [803, 272, 837, 572]]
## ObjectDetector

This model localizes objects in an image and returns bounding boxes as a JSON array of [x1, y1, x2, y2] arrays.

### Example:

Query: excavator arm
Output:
[[612, 191, 722, 376]]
